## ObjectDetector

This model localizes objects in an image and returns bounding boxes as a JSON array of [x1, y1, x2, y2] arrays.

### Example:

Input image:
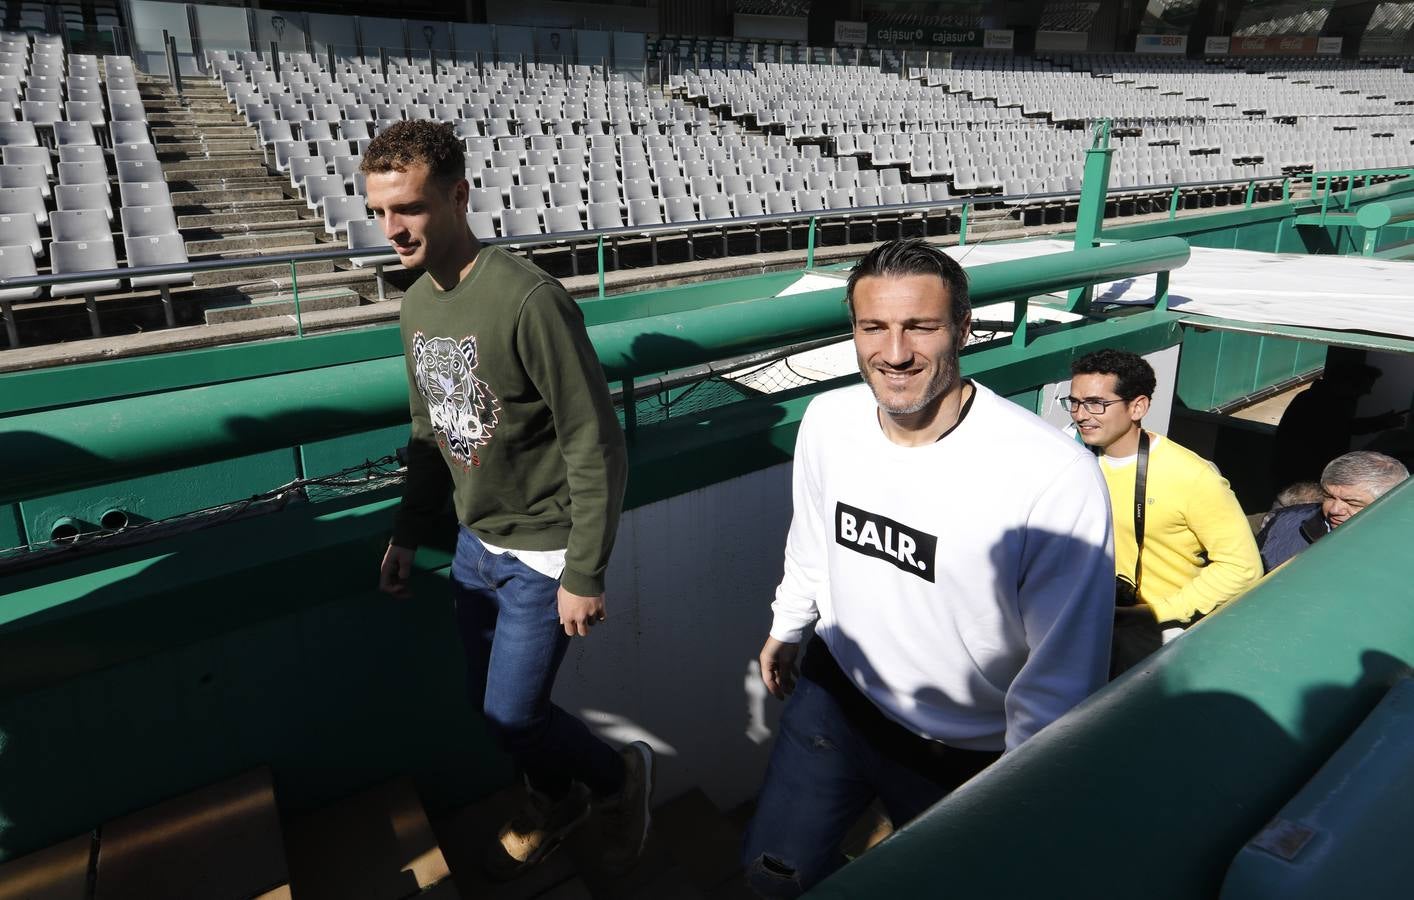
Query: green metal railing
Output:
[[0, 171, 1293, 348], [0, 237, 1191, 504]]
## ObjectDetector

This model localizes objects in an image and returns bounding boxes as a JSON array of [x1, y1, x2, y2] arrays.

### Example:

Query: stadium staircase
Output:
[[139, 73, 381, 328], [0, 764, 784, 899]]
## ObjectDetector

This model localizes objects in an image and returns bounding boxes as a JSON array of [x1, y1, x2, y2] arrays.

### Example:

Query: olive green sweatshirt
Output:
[[390, 245, 627, 596]]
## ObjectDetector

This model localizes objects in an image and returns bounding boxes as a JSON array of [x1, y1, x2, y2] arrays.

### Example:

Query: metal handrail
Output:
[[0, 173, 1313, 293]]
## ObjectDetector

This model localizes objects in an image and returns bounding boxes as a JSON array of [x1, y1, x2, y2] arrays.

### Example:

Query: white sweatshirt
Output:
[[771, 382, 1115, 752]]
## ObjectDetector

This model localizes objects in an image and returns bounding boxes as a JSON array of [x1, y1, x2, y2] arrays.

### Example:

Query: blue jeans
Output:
[[451, 526, 624, 799], [741, 674, 992, 898]]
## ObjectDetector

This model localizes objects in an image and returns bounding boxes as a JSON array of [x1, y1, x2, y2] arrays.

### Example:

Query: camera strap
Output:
[[1132, 430, 1149, 594]]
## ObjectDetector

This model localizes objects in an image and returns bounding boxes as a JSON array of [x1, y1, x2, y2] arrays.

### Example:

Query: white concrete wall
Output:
[[555, 462, 794, 811]]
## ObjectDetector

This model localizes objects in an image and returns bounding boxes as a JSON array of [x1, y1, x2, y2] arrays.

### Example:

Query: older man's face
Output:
[[1321, 482, 1378, 527]]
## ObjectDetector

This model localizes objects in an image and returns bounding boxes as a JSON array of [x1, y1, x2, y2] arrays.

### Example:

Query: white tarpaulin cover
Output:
[[936, 239, 1414, 339]]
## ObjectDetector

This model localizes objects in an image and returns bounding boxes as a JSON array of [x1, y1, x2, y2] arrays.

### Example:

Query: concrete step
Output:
[[162, 164, 273, 181], [188, 219, 326, 241], [154, 125, 254, 139], [178, 206, 314, 228], [168, 176, 292, 192], [162, 153, 267, 168], [172, 186, 289, 207], [204, 287, 362, 325], [160, 139, 261, 154], [187, 228, 319, 255], [283, 777, 459, 900], [191, 255, 335, 287]]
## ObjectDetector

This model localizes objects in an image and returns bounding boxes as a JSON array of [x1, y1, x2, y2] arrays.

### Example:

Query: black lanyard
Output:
[[1132, 430, 1149, 594]]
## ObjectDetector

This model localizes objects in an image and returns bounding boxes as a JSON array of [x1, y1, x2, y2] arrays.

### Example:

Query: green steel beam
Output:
[[810, 478, 1414, 900], [0, 239, 1191, 505], [1176, 315, 1414, 356]]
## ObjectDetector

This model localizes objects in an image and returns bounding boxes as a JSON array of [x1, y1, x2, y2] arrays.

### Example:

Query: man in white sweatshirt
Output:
[[741, 239, 1115, 898]]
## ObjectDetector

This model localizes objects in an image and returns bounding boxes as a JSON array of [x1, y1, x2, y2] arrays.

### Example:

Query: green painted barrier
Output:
[[0, 239, 1190, 505], [810, 479, 1414, 899]]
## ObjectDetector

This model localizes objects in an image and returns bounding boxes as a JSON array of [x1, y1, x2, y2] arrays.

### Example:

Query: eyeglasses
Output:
[[1057, 395, 1131, 414]]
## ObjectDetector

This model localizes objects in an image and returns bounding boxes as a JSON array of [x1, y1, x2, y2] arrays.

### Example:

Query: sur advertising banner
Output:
[[1230, 35, 1325, 56], [1204, 36, 1230, 55], [834, 20, 867, 45], [1135, 33, 1187, 54], [866, 24, 1013, 50]]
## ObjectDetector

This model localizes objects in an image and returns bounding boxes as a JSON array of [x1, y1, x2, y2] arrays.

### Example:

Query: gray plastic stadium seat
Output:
[[58, 160, 106, 186], [627, 197, 663, 228], [303, 174, 346, 211], [119, 181, 171, 208], [109, 102, 146, 123], [664, 196, 697, 224], [469, 187, 504, 216], [121, 204, 178, 239], [20, 100, 61, 128], [272, 140, 312, 174], [0, 244, 40, 304], [51, 208, 112, 243], [732, 193, 765, 217], [0, 163, 49, 198], [0, 185, 45, 225], [63, 101, 104, 125], [114, 143, 158, 163], [766, 191, 795, 214], [544, 206, 583, 234], [467, 211, 497, 240], [126, 233, 192, 288], [587, 200, 623, 230], [2, 145, 50, 175], [501, 207, 543, 237], [699, 193, 730, 221], [109, 121, 150, 145], [288, 155, 326, 188], [50, 238, 122, 339], [58, 144, 103, 165], [0, 213, 42, 256], [117, 160, 161, 183], [796, 190, 825, 212], [547, 182, 581, 209], [322, 194, 366, 237], [56, 183, 113, 221], [347, 218, 397, 265], [510, 184, 544, 210]]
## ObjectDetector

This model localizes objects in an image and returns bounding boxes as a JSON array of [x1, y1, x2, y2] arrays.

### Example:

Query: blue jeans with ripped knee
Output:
[[741, 674, 977, 898], [450, 526, 624, 800]]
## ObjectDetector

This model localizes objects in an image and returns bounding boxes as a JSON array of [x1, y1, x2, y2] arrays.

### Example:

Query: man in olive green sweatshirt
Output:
[[365, 121, 652, 879]]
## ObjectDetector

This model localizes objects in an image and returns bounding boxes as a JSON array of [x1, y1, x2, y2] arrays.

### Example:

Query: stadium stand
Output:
[[0, 10, 1409, 349]]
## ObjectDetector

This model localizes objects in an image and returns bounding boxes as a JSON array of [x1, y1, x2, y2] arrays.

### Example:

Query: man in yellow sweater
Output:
[[1066, 350, 1262, 676]]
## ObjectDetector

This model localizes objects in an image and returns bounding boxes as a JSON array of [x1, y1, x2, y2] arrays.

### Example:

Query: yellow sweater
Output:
[[1099, 435, 1262, 624]]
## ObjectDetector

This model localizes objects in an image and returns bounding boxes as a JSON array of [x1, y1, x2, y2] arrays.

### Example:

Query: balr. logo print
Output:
[[413, 332, 500, 468], [835, 501, 937, 582]]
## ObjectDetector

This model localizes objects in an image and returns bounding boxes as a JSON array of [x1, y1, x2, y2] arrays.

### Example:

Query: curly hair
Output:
[[359, 120, 464, 182], [1070, 349, 1157, 400]]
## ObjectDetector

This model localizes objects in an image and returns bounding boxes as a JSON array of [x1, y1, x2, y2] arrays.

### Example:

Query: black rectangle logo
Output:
[[834, 501, 937, 583]]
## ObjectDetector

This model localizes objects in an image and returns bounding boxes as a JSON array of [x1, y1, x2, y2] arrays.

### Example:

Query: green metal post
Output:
[[1154, 270, 1170, 312], [290, 261, 304, 338], [597, 235, 606, 300], [1071, 119, 1113, 251], [958, 203, 969, 245], [1068, 120, 1114, 313], [1244, 180, 1256, 208], [621, 377, 636, 438], [806, 216, 817, 269], [1282, 178, 1290, 202], [1010, 296, 1028, 347], [1168, 187, 1181, 220]]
